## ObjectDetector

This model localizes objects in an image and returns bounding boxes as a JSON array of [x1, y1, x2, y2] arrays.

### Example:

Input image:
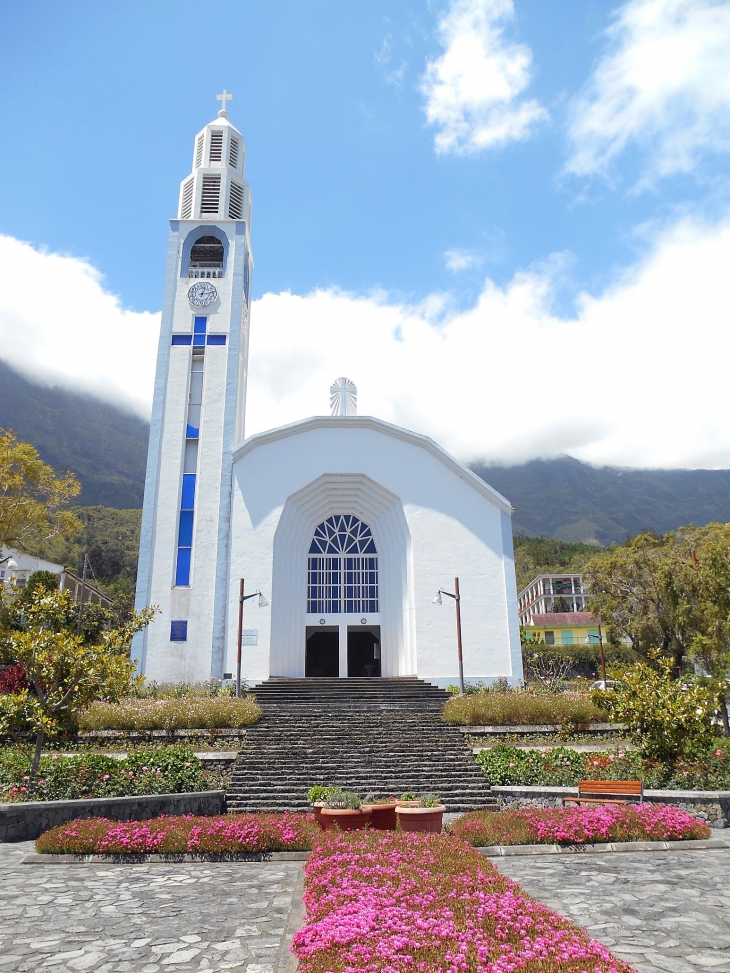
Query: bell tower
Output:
[[133, 93, 253, 682]]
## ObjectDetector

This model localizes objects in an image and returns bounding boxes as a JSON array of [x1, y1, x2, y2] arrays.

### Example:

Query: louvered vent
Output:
[[200, 175, 221, 214], [180, 178, 194, 219], [195, 135, 204, 168], [209, 130, 223, 162], [229, 138, 239, 169], [229, 181, 244, 220]]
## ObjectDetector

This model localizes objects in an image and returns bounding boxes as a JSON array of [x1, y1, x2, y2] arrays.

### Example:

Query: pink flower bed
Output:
[[293, 830, 636, 973], [450, 803, 711, 847], [35, 812, 317, 855]]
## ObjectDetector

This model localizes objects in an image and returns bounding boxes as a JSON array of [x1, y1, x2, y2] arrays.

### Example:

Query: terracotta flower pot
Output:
[[319, 808, 372, 832], [396, 805, 446, 834], [361, 803, 397, 831], [311, 802, 325, 828]]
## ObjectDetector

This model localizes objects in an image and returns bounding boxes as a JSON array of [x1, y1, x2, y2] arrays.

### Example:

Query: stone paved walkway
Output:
[[496, 848, 730, 972], [0, 841, 303, 973]]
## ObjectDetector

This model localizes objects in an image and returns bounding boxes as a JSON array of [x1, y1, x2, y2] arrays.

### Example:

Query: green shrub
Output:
[[77, 695, 261, 731], [1, 745, 210, 801], [443, 689, 609, 727], [598, 653, 720, 762], [475, 742, 730, 790]]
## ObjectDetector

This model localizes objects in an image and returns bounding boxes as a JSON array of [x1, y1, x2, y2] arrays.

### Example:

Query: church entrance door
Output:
[[305, 627, 339, 677], [347, 626, 381, 677]]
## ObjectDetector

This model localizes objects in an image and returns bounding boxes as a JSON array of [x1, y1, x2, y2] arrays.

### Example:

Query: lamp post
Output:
[[76, 554, 89, 636], [433, 576, 464, 695], [588, 622, 607, 687], [236, 578, 269, 697]]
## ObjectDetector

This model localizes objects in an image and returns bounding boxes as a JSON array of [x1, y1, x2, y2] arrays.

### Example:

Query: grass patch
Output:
[[449, 804, 710, 847], [443, 689, 609, 727], [35, 812, 317, 854], [77, 695, 261, 731], [293, 830, 635, 972]]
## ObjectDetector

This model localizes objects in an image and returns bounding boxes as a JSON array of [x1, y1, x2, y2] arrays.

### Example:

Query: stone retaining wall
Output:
[[0, 791, 226, 842], [492, 785, 730, 828]]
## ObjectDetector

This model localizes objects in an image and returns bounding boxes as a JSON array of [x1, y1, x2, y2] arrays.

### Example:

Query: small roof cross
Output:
[[330, 377, 357, 417], [216, 89, 233, 116]]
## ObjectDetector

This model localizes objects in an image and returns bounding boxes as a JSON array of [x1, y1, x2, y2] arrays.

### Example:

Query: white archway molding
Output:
[[270, 473, 416, 677]]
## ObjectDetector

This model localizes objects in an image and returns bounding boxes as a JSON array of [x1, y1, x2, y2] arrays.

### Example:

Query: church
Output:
[[132, 94, 524, 688]]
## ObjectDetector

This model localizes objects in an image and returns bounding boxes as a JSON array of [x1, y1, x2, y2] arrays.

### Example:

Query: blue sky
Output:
[[2, 0, 730, 469]]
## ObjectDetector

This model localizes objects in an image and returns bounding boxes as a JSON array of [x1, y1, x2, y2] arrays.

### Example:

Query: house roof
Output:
[[232, 415, 514, 514], [529, 612, 598, 627]]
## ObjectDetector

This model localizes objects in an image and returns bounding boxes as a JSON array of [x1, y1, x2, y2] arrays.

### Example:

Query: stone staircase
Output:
[[226, 677, 496, 813]]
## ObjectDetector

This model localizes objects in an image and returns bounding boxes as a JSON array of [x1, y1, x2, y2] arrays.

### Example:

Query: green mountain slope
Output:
[[3, 357, 730, 546], [473, 456, 730, 545], [0, 359, 148, 508]]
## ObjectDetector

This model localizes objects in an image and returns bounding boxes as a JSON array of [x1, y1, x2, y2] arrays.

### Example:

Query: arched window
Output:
[[307, 515, 378, 614], [188, 235, 224, 278]]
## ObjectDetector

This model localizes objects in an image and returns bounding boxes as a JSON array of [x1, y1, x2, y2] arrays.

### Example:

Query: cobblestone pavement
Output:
[[0, 841, 303, 973], [496, 848, 730, 972]]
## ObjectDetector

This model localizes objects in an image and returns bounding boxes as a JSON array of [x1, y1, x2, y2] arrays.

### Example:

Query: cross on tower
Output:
[[216, 89, 233, 116]]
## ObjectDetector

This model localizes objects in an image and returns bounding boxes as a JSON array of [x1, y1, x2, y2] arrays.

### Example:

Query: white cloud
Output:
[[445, 248, 482, 272], [246, 213, 730, 469], [4, 216, 730, 470], [0, 235, 158, 416], [420, 0, 547, 154], [567, 0, 730, 180]]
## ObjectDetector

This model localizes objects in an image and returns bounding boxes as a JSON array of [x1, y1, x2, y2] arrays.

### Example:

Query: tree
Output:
[[0, 430, 82, 550], [550, 597, 572, 613], [0, 587, 154, 782], [598, 652, 719, 762]]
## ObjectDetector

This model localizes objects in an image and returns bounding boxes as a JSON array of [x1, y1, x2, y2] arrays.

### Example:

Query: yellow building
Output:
[[524, 611, 601, 647]]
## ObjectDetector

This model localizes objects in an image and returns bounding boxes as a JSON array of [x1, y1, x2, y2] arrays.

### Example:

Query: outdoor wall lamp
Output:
[[236, 579, 270, 697], [433, 577, 465, 695]]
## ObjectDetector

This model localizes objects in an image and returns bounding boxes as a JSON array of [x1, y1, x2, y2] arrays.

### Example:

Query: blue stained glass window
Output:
[[186, 424, 199, 438], [194, 317, 207, 333], [193, 333, 206, 346], [181, 474, 196, 510], [170, 620, 188, 642], [175, 548, 192, 586], [207, 334, 226, 345], [178, 510, 194, 547], [172, 335, 192, 345]]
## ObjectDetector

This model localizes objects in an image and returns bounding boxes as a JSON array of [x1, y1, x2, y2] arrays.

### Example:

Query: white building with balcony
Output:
[[518, 573, 589, 626]]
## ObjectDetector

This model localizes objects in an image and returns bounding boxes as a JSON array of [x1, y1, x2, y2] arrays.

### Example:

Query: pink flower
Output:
[[102, 775, 110, 781], [715, 748, 723, 757]]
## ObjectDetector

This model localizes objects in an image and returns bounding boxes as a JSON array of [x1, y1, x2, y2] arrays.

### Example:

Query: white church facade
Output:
[[133, 94, 524, 688]]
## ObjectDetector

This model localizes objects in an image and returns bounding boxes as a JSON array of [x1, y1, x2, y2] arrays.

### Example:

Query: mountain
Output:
[[0, 359, 148, 508], [473, 456, 730, 545], [3, 358, 730, 544]]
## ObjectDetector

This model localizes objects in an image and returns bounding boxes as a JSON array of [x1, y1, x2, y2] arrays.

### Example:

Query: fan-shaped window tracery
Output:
[[307, 515, 378, 614]]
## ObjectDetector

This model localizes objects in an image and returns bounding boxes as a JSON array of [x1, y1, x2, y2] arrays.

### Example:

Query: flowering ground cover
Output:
[[35, 812, 318, 854], [293, 830, 636, 973], [0, 746, 215, 802], [78, 694, 261, 730], [450, 804, 711, 847], [476, 742, 730, 790]]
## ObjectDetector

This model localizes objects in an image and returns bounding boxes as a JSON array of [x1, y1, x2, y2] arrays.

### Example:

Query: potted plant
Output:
[[307, 785, 329, 827], [396, 791, 421, 807], [319, 789, 372, 832], [396, 793, 446, 833], [361, 794, 398, 830]]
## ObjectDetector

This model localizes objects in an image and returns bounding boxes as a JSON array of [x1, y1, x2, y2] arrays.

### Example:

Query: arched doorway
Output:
[[306, 515, 380, 676]]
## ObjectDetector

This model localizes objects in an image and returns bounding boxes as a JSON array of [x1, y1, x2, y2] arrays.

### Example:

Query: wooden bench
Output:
[[563, 780, 643, 805]]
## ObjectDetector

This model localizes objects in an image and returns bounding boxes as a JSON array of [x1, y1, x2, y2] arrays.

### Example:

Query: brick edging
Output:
[[478, 837, 729, 857], [21, 850, 310, 863]]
